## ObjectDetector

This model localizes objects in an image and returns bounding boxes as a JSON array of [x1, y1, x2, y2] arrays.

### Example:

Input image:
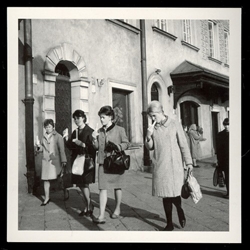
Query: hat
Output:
[[223, 118, 229, 125]]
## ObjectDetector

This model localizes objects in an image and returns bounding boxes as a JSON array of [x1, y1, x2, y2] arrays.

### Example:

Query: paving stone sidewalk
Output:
[[18, 156, 229, 232]]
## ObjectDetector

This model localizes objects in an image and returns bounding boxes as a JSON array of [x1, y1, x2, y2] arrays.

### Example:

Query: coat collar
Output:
[[155, 116, 169, 129], [101, 122, 116, 133]]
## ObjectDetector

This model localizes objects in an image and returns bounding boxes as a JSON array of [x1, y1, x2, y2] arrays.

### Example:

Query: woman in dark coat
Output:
[[216, 118, 229, 198], [91, 106, 130, 224], [63, 110, 96, 216]]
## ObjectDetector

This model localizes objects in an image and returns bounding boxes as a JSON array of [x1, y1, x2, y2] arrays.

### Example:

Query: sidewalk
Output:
[[18, 156, 229, 232]]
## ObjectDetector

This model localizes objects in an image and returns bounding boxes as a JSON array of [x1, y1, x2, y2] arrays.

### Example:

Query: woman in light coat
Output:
[[145, 101, 193, 231], [36, 119, 67, 206], [92, 105, 130, 224], [188, 124, 204, 168]]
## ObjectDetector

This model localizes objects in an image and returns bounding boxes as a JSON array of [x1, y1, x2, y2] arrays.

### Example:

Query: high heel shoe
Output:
[[163, 223, 174, 231], [41, 199, 50, 206], [63, 189, 69, 201], [79, 204, 94, 217]]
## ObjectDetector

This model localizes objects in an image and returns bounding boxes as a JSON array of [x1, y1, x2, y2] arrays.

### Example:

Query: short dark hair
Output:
[[98, 105, 115, 120], [44, 119, 55, 128], [72, 109, 87, 123], [223, 118, 229, 126]]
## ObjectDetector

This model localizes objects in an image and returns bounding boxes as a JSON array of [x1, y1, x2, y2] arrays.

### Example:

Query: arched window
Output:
[[151, 82, 159, 101]]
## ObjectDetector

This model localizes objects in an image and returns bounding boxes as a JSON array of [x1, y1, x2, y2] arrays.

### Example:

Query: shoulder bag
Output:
[[103, 150, 130, 175]]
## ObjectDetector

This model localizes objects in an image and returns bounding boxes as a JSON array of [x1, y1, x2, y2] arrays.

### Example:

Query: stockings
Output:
[[163, 196, 186, 229]]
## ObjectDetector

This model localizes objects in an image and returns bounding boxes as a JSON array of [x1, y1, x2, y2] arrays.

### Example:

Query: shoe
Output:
[[63, 190, 69, 201], [177, 208, 186, 228], [79, 210, 87, 217], [193, 165, 200, 168], [41, 199, 50, 206], [163, 224, 174, 231], [92, 217, 106, 224], [111, 213, 121, 219]]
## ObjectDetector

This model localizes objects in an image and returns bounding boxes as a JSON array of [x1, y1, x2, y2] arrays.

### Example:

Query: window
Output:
[[151, 83, 159, 101], [208, 20, 220, 59], [224, 30, 229, 64], [155, 19, 168, 32], [182, 20, 192, 44], [112, 88, 131, 140]]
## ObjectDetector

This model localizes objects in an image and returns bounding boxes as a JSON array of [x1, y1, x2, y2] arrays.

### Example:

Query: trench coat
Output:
[[145, 117, 192, 198], [40, 130, 67, 180], [93, 123, 130, 189], [188, 124, 203, 159]]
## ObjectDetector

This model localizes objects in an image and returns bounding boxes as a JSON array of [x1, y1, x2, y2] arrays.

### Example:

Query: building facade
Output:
[[18, 19, 229, 192]]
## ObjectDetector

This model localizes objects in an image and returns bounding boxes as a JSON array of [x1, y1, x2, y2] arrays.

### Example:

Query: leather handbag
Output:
[[213, 167, 218, 186], [103, 150, 130, 175], [181, 169, 191, 199], [58, 167, 72, 189]]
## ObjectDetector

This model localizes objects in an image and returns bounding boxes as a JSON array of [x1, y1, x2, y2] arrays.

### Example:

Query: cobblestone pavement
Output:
[[17, 156, 229, 233]]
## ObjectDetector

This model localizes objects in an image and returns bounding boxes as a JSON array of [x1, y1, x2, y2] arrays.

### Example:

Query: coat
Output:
[[188, 124, 203, 159], [40, 130, 67, 180], [93, 123, 130, 189], [65, 124, 96, 185], [145, 117, 193, 198], [216, 129, 229, 171], [93, 123, 129, 164]]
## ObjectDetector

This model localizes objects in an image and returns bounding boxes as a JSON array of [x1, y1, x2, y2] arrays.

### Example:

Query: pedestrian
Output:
[[91, 105, 130, 224], [36, 119, 67, 206], [63, 110, 96, 216], [145, 101, 193, 231], [216, 118, 229, 199], [183, 124, 191, 149], [188, 124, 205, 168]]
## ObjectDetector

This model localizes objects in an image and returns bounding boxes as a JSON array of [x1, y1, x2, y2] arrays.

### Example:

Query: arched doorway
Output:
[[180, 101, 200, 127], [43, 43, 89, 168]]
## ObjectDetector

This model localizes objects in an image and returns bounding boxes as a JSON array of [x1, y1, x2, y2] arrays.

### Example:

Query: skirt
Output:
[[98, 165, 126, 190], [71, 168, 95, 187]]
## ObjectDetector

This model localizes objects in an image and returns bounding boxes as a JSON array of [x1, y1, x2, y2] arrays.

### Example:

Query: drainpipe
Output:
[[23, 19, 35, 193], [140, 20, 151, 167]]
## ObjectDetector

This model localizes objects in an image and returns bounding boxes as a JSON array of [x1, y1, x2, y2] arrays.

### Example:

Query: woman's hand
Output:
[[72, 139, 85, 147], [186, 164, 193, 173], [146, 120, 156, 141], [63, 128, 69, 141], [92, 123, 99, 139]]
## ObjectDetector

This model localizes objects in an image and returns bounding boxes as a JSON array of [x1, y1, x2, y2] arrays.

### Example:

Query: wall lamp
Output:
[[155, 68, 161, 74], [167, 85, 175, 96], [91, 77, 106, 93]]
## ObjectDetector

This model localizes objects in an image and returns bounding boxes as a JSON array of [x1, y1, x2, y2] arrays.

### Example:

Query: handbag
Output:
[[84, 154, 95, 174], [181, 169, 191, 199], [213, 166, 225, 187], [103, 150, 130, 174], [58, 167, 72, 189], [213, 167, 218, 186], [72, 154, 85, 175], [187, 172, 202, 204]]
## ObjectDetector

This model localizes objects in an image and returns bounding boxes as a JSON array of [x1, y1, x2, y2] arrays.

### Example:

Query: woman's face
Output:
[[74, 116, 85, 127], [99, 114, 112, 127], [45, 124, 54, 134], [148, 110, 164, 123]]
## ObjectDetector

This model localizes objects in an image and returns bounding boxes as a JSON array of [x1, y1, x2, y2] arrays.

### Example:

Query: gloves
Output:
[[105, 141, 119, 152]]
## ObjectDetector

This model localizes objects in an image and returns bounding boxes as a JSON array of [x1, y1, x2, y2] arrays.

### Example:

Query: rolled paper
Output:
[[76, 128, 78, 140]]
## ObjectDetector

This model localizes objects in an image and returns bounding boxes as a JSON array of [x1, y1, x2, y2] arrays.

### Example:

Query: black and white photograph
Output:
[[7, 7, 241, 243]]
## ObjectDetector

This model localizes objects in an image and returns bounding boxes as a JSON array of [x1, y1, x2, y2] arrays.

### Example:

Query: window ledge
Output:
[[152, 26, 177, 41], [224, 63, 229, 68], [106, 19, 140, 34], [181, 40, 200, 52], [208, 56, 223, 65]]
